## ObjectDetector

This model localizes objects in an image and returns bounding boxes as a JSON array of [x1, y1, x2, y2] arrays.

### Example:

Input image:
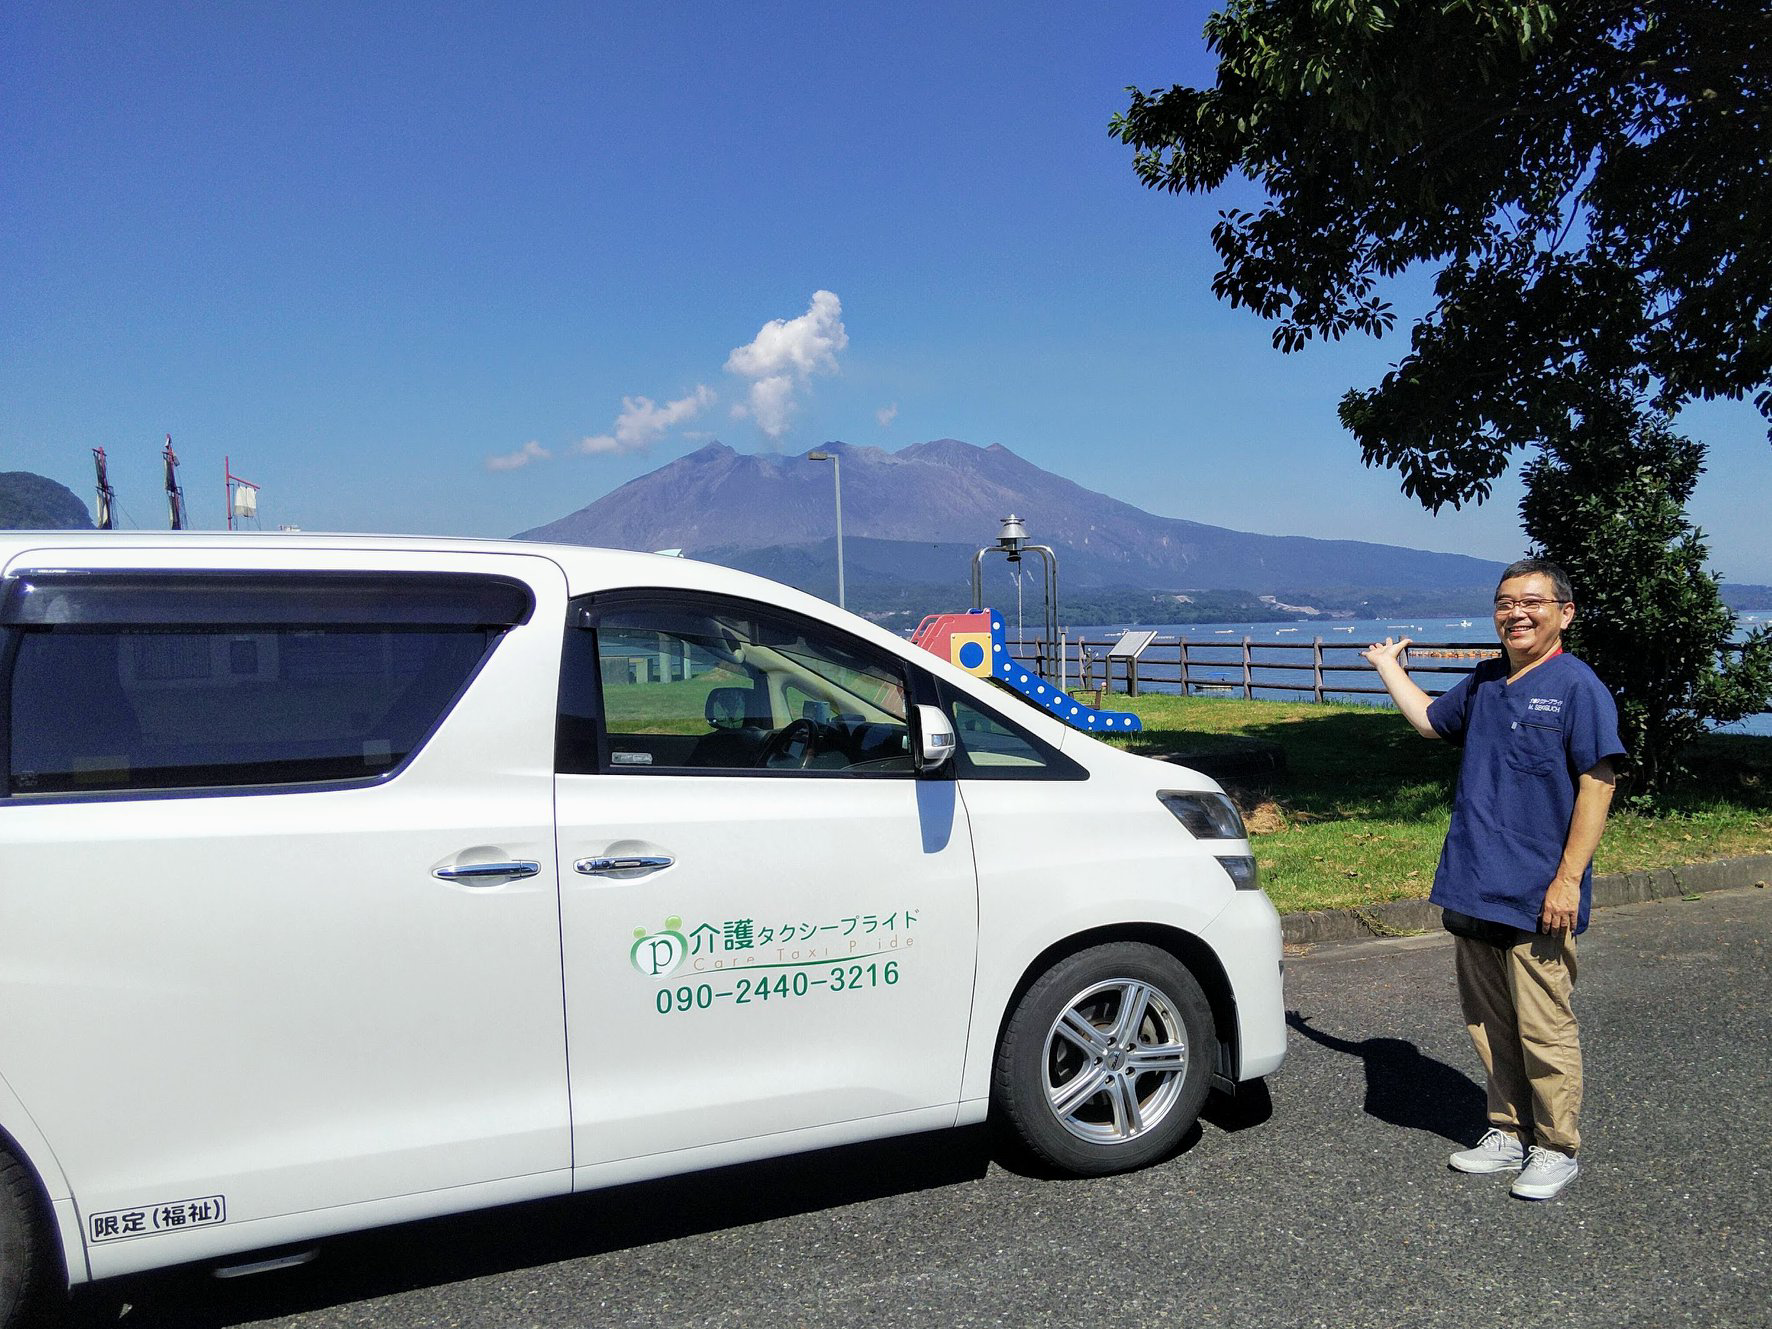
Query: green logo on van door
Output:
[[631, 917, 688, 978]]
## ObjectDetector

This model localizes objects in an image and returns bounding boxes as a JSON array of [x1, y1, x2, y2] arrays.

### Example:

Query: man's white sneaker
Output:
[[1511, 1146, 1579, 1199], [1449, 1128, 1525, 1174]]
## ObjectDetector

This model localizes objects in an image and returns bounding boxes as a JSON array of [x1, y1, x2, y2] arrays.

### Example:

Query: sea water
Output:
[[1036, 616, 1772, 738]]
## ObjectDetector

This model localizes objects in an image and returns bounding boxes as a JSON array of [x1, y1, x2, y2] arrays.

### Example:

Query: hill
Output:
[[0, 472, 93, 530], [517, 439, 1504, 618]]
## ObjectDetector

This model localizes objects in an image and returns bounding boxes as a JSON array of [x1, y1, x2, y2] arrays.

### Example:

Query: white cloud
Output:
[[486, 440, 552, 472], [876, 403, 898, 428], [725, 290, 848, 379], [507, 293, 853, 470], [747, 375, 798, 438], [578, 385, 714, 456], [724, 290, 848, 439], [618, 386, 715, 448]]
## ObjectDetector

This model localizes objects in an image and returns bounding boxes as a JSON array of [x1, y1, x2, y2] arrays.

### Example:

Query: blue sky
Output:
[[5, 1, 1769, 583]]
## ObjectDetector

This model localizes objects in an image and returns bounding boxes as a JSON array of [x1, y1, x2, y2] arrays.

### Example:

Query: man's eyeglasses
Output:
[[1493, 596, 1565, 614]]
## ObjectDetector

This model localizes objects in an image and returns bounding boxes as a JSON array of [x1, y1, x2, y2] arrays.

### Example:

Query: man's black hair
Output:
[[1497, 558, 1573, 603]]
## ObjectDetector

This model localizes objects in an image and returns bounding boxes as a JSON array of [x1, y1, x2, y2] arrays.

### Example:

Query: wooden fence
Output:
[[1004, 633, 1499, 704], [997, 633, 1769, 732]]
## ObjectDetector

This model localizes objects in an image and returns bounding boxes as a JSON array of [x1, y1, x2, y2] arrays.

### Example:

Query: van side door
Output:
[[553, 591, 979, 1179]]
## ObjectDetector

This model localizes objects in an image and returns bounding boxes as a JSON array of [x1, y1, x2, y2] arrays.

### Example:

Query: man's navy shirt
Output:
[[1426, 652, 1625, 935]]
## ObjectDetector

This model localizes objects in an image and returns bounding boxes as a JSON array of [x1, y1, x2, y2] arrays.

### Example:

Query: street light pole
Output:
[[806, 449, 846, 609]]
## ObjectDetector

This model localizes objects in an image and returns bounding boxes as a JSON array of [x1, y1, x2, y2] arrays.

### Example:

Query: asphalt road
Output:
[[70, 887, 1769, 1329]]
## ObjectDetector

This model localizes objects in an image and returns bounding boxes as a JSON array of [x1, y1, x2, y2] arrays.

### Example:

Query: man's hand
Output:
[[1362, 637, 1438, 738], [1361, 636, 1411, 669], [1540, 876, 1581, 933], [1539, 760, 1618, 934]]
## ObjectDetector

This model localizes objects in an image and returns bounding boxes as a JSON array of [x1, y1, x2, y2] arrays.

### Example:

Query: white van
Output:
[[0, 533, 1284, 1324]]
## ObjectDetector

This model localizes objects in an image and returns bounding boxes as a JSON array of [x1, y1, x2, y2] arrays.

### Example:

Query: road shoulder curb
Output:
[[1281, 853, 1772, 946]]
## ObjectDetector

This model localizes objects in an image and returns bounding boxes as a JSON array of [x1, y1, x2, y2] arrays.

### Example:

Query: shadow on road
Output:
[[1201, 1078, 1274, 1133], [1287, 1010, 1483, 1143], [68, 1127, 995, 1328]]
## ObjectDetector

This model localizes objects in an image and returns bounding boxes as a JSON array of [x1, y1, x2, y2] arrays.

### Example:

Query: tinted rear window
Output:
[[2, 571, 528, 796]]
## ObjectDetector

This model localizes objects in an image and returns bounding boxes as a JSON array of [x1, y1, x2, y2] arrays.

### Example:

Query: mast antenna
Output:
[[162, 435, 187, 530], [92, 447, 116, 530]]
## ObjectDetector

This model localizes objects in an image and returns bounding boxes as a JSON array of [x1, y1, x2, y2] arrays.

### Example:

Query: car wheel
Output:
[[0, 1147, 53, 1329], [994, 942, 1215, 1176]]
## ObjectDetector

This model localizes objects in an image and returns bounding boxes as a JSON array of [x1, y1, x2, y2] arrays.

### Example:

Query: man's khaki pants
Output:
[[1454, 929, 1582, 1155]]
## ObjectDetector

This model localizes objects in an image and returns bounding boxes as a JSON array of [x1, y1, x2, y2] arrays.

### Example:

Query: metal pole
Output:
[[830, 454, 844, 610], [806, 451, 846, 609], [1029, 545, 1058, 650], [1022, 544, 1059, 677], [971, 529, 1060, 673]]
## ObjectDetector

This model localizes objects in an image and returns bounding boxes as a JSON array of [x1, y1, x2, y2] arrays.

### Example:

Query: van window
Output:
[[937, 684, 1088, 781], [1, 571, 531, 796], [558, 594, 914, 775]]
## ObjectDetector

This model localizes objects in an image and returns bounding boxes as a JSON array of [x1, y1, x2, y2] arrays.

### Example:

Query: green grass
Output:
[[603, 675, 731, 735], [1103, 692, 1772, 915]]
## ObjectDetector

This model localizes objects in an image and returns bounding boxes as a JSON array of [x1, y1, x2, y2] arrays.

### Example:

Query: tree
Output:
[[1518, 383, 1772, 795], [1111, 1, 1772, 511]]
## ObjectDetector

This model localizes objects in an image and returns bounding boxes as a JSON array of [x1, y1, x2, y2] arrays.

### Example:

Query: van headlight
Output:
[[1157, 791, 1246, 840]]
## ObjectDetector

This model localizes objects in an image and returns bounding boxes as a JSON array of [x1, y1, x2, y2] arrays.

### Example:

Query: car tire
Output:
[[994, 942, 1215, 1176], [0, 1147, 52, 1329]]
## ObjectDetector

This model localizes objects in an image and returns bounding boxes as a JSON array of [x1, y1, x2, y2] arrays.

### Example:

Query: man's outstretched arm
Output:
[[1362, 637, 1439, 739]]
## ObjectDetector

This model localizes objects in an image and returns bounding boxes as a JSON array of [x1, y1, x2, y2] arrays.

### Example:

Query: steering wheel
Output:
[[757, 717, 822, 769]]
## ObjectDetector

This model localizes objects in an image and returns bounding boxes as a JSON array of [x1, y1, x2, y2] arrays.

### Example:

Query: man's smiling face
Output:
[[1493, 572, 1576, 669]]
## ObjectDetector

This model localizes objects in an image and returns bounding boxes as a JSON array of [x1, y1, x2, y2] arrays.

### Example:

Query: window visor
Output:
[[1, 570, 535, 630]]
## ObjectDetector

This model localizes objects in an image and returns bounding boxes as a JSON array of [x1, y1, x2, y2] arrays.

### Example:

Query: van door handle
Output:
[[433, 860, 541, 882], [575, 855, 674, 876]]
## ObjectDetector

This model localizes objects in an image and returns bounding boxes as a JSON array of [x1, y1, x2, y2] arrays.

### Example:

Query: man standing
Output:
[[1364, 559, 1625, 1200]]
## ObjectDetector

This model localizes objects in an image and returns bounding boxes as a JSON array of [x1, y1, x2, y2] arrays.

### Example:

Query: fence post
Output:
[[1242, 636, 1253, 700], [1313, 635, 1324, 704], [1179, 638, 1190, 696]]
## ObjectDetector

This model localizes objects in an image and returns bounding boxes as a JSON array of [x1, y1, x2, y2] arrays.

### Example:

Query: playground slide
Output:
[[910, 609, 1142, 734]]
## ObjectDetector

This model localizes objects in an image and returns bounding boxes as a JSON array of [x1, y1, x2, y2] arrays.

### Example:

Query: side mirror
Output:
[[704, 687, 750, 731], [915, 704, 956, 771]]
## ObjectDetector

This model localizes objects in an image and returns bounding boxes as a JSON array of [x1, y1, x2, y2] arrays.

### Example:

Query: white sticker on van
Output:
[[89, 1195, 226, 1243]]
